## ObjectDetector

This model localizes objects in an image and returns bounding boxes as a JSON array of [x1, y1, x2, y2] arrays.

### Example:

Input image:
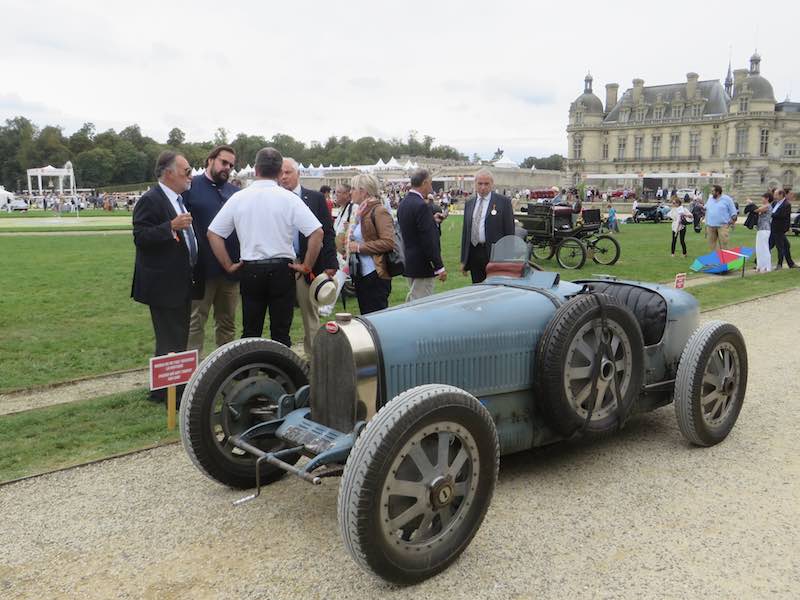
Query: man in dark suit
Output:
[[397, 169, 447, 301], [460, 169, 515, 283], [279, 157, 337, 355], [769, 188, 796, 268], [131, 151, 197, 402]]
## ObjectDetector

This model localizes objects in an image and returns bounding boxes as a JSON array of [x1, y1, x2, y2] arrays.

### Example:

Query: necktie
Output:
[[471, 196, 486, 246], [176, 196, 198, 266]]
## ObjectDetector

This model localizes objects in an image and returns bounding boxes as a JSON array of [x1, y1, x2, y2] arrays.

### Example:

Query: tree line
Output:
[[0, 117, 471, 191]]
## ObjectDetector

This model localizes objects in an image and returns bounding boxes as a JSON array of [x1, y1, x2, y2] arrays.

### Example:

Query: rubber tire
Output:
[[654, 211, 662, 223], [338, 384, 499, 585], [532, 242, 555, 261], [180, 338, 309, 489], [590, 235, 621, 265], [556, 237, 587, 270], [535, 293, 645, 437], [674, 321, 748, 447]]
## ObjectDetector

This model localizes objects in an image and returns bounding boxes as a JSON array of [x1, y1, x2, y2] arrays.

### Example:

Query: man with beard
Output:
[[184, 145, 242, 353], [131, 151, 196, 403]]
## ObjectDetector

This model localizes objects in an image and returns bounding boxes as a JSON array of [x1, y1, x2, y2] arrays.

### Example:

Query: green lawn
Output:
[[0, 389, 177, 482], [1, 216, 797, 392], [0, 209, 131, 218]]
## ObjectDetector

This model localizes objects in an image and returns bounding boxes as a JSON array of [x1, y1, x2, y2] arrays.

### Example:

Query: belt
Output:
[[242, 258, 292, 265]]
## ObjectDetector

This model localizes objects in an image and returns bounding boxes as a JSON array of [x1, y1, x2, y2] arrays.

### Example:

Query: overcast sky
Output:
[[1, 0, 798, 162]]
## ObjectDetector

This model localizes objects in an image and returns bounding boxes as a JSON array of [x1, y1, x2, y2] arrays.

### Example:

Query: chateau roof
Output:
[[604, 79, 729, 122]]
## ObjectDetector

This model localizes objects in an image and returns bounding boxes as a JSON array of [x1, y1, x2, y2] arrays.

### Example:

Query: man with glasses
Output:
[[184, 145, 241, 353], [131, 151, 197, 404]]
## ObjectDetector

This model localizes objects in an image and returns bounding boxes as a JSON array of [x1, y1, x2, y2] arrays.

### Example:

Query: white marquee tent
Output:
[[27, 162, 77, 195]]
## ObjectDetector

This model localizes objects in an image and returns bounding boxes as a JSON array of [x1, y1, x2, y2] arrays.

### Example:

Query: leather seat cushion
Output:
[[587, 282, 667, 345]]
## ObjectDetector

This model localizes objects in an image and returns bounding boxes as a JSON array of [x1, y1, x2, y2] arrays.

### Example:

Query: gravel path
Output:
[[2, 291, 799, 599]]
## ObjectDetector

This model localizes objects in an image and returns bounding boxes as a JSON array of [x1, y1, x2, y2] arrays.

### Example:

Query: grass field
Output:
[[1, 216, 797, 392], [0, 209, 131, 218]]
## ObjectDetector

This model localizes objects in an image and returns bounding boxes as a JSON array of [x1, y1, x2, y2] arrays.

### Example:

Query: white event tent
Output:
[[26, 162, 77, 195]]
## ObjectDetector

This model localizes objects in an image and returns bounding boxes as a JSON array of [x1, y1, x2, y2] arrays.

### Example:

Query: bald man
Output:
[[279, 158, 337, 355], [460, 169, 514, 283]]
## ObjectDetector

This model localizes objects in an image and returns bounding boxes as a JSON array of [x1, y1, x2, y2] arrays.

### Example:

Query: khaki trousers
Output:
[[187, 277, 239, 354], [405, 277, 435, 302], [707, 225, 729, 251], [296, 275, 318, 357]]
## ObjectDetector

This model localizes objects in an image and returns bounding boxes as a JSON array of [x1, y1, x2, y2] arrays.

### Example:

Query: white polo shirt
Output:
[[208, 179, 321, 260]]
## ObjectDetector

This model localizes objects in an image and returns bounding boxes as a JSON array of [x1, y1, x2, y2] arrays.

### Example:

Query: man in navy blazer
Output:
[[183, 145, 241, 353], [280, 158, 338, 355], [131, 151, 196, 402], [397, 169, 447, 301], [460, 169, 515, 283]]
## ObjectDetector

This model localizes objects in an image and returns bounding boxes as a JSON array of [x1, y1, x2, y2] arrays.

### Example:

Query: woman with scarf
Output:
[[346, 173, 396, 314]]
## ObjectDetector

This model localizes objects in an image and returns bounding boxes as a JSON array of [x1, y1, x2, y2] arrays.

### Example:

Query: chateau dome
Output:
[[573, 73, 604, 114], [743, 52, 776, 102]]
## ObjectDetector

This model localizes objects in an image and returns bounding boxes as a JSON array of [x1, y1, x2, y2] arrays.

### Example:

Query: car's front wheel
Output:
[[338, 384, 499, 584], [674, 321, 748, 446]]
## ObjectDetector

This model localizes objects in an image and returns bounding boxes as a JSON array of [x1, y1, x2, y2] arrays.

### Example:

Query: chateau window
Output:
[[785, 143, 798, 157], [651, 135, 662, 159], [602, 143, 609, 160], [654, 107, 664, 120], [711, 134, 720, 157], [617, 138, 627, 160], [691, 104, 703, 118], [687, 177, 697, 187], [759, 170, 767, 184], [575, 111, 584, 125], [760, 129, 769, 155], [672, 105, 684, 119], [573, 137, 583, 159], [669, 134, 680, 158], [636, 107, 647, 121], [734, 170, 744, 186], [739, 97, 749, 112], [735, 128, 748, 154], [689, 132, 700, 157], [620, 110, 630, 123], [634, 136, 643, 159], [783, 170, 794, 188]]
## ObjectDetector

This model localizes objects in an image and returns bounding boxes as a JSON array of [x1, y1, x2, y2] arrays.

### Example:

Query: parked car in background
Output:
[[2, 198, 29, 212], [791, 211, 799, 236], [630, 202, 671, 223]]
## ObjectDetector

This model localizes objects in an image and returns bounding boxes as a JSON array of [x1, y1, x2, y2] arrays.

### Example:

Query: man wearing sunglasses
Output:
[[184, 145, 241, 354], [131, 151, 197, 404]]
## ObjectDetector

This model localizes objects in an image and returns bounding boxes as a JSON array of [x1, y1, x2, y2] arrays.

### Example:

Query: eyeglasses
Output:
[[182, 168, 192, 176], [217, 158, 235, 168]]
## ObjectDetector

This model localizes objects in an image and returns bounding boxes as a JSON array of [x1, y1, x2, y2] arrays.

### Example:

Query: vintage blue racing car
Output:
[[180, 236, 748, 584]]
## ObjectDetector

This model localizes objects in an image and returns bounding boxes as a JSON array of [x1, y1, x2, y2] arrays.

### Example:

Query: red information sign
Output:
[[674, 272, 686, 289], [149, 350, 198, 391]]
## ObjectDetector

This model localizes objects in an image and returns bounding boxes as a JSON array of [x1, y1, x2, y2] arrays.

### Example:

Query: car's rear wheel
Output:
[[556, 237, 587, 270], [338, 384, 498, 584], [590, 235, 621, 265], [180, 338, 308, 489], [674, 321, 748, 446], [535, 293, 644, 437]]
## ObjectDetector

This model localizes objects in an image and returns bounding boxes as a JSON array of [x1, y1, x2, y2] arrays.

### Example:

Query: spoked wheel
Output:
[[180, 338, 309, 489], [556, 237, 587, 270], [674, 321, 748, 446], [338, 384, 498, 584], [531, 241, 555, 261], [589, 234, 621, 265], [536, 293, 644, 436]]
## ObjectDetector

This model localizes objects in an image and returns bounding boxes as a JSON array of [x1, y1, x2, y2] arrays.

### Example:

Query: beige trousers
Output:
[[405, 277, 435, 302], [296, 275, 318, 357], [707, 225, 729, 250], [187, 277, 240, 354]]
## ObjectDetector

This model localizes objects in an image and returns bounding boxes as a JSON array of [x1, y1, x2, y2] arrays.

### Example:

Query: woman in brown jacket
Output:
[[347, 173, 396, 314]]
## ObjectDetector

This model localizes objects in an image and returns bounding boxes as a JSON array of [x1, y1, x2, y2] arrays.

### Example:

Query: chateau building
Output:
[[566, 54, 800, 197]]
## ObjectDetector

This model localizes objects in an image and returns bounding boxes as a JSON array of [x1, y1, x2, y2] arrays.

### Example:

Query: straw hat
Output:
[[309, 273, 338, 306]]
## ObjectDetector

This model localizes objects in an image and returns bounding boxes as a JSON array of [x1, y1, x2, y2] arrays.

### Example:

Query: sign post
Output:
[[149, 350, 198, 430], [674, 272, 686, 289]]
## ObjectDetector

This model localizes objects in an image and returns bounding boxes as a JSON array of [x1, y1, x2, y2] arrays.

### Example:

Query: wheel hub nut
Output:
[[429, 476, 454, 509]]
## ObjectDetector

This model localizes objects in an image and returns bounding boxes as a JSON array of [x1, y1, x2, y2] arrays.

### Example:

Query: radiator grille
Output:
[[311, 329, 356, 433]]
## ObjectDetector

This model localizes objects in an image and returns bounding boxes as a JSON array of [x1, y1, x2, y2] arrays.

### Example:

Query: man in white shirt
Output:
[[208, 148, 323, 347]]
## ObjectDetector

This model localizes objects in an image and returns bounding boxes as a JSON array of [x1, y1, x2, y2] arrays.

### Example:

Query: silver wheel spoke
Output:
[[438, 507, 454, 528], [415, 512, 435, 538], [611, 335, 621, 356], [575, 339, 596, 362], [453, 482, 468, 498], [614, 358, 626, 373], [436, 432, 452, 471], [388, 479, 427, 501], [569, 365, 593, 380], [388, 501, 426, 531], [702, 390, 719, 408], [408, 444, 436, 480], [447, 447, 469, 479]]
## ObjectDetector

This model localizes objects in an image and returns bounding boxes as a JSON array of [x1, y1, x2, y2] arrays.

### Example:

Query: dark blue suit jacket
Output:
[[183, 174, 240, 282], [297, 186, 337, 276], [397, 191, 444, 278], [131, 184, 194, 308], [460, 192, 515, 265]]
